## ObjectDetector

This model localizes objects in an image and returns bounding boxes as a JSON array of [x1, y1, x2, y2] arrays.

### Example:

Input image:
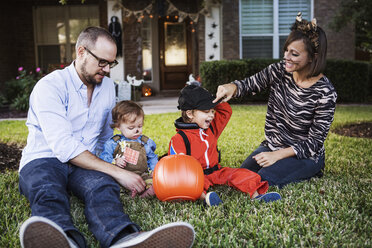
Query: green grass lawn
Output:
[[1, 105, 371, 247]]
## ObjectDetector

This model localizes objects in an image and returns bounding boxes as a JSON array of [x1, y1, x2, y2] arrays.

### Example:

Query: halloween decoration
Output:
[[142, 84, 152, 97], [153, 154, 204, 202], [109, 16, 123, 57]]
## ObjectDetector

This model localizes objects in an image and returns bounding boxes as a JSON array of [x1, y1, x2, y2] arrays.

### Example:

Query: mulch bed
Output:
[[0, 143, 22, 173], [332, 122, 372, 139], [0, 106, 27, 119]]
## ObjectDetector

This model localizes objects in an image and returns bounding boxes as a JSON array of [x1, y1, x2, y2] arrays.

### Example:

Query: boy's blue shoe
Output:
[[254, 192, 281, 203], [205, 192, 223, 206]]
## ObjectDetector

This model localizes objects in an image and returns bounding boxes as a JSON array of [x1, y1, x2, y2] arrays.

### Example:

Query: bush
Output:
[[200, 59, 372, 103], [3, 67, 43, 111], [200, 59, 278, 103], [325, 59, 370, 102]]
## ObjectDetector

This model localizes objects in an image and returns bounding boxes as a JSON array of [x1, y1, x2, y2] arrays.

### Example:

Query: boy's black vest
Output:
[[177, 125, 221, 175]]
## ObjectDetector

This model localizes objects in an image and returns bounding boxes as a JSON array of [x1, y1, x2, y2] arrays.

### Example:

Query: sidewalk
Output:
[[0, 96, 179, 121], [138, 96, 179, 115]]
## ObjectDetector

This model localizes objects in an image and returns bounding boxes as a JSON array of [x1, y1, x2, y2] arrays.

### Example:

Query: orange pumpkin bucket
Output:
[[153, 154, 204, 202]]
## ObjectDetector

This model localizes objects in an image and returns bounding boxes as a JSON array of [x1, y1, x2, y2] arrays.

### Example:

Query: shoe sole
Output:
[[113, 222, 195, 248], [205, 192, 223, 206], [20, 217, 71, 248], [256, 192, 281, 203]]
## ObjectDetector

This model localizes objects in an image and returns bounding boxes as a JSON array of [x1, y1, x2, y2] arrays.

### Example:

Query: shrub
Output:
[[200, 59, 372, 103], [325, 59, 370, 102], [200, 59, 278, 103], [3, 67, 43, 111]]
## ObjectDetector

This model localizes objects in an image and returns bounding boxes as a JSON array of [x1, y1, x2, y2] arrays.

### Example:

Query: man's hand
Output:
[[70, 150, 146, 193], [113, 169, 146, 193], [213, 83, 237, 103]]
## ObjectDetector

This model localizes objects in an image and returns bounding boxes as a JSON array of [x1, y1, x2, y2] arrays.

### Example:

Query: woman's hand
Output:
[[253, 152, 280, 167], [213, 83, 237, 103], [253, 147, 295, 167]]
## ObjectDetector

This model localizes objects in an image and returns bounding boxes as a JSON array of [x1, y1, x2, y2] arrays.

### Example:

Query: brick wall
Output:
[[314, 0, 355, 60], [221, 0, 240, 60], [0, 1, 35, 92], [123, 18, 143, 79], [197, 14, 206, 63]]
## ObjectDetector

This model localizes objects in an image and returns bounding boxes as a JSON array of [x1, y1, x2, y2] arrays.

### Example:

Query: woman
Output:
[[213, 13, 337, 188]]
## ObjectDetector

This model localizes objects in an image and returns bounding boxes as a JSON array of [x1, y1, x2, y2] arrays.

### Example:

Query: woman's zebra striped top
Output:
[[233, 61, 337, 161]]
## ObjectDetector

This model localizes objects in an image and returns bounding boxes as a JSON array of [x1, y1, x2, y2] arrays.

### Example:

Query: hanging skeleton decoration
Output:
[[109, 16, 123, 57]]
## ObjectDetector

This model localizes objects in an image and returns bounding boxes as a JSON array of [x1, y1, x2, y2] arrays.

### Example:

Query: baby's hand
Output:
[[140, 185, 155, 198], [131, 188, 138, 198], [115, 157, 127, 168]]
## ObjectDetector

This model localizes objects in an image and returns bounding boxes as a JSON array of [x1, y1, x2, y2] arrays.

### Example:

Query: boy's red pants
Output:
[[204, 165, 268, 198]]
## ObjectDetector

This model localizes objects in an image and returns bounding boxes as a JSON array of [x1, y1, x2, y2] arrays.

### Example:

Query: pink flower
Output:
[[36, 67, 41, 73], [60, 64, 65, 68], [16, 76, 20, 79], [18, 67, 23, 71]]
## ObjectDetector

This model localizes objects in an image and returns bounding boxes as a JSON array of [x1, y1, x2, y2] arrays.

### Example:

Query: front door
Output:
[[159, 17, 192, 90]]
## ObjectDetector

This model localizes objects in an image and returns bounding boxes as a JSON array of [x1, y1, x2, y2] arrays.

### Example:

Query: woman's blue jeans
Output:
[[19, 158, 140, 248], [240, 145, 325, 188]]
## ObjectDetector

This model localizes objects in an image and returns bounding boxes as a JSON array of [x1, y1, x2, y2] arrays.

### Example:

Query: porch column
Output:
[[205, 5, 221, 61], [107, 0, 125, 82]]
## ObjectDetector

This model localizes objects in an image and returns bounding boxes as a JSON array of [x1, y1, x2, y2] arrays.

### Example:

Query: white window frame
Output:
[[141, 16, 154, 83], [239, 0, 313, 59]]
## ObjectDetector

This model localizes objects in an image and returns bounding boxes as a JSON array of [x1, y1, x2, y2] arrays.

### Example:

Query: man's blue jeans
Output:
[[19, 158, 140, 248], [240, 145, 325, 188]]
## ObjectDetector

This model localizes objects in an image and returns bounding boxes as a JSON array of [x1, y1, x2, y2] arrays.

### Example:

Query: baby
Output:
[[100, 100, 158, 197]]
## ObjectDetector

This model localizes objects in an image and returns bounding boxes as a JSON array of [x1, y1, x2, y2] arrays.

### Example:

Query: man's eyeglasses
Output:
[[84, 47, 118, 69]]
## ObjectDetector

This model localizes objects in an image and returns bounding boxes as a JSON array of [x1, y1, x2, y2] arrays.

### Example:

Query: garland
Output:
[[112, 0, 219, 23]]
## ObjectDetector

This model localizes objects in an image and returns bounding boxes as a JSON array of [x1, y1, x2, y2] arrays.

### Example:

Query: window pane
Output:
[[142, 18, 152, 81], [164, 22, 187, 66], [71, 45, 76, 61], [241, 0, 273, 34], [38, 45, 66, 71], [35, 5, 99, 72], [242, 37, 272, 58], [279, 0, 311, 34], [35, 6, 66, 44], [279, 35, 287, 58], [68, 5, 99, 43]]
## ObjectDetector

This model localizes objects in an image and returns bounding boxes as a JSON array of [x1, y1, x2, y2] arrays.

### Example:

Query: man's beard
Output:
[[80, 59, 106, 86]]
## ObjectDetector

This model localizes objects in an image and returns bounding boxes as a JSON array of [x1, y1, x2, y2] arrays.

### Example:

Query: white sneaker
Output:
[[110, 222, 195, 248], [20, 216, 78, 248]]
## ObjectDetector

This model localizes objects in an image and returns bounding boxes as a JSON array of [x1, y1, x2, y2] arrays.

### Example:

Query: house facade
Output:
[[0, 0, 355, 95]]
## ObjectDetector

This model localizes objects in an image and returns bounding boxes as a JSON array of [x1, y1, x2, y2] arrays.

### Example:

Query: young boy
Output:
[[100, 100, 157, 198], [168, 85, 281, 206]]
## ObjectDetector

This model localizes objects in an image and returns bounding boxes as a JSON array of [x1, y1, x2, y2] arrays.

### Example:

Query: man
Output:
[[18, 27, 194, 248]]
